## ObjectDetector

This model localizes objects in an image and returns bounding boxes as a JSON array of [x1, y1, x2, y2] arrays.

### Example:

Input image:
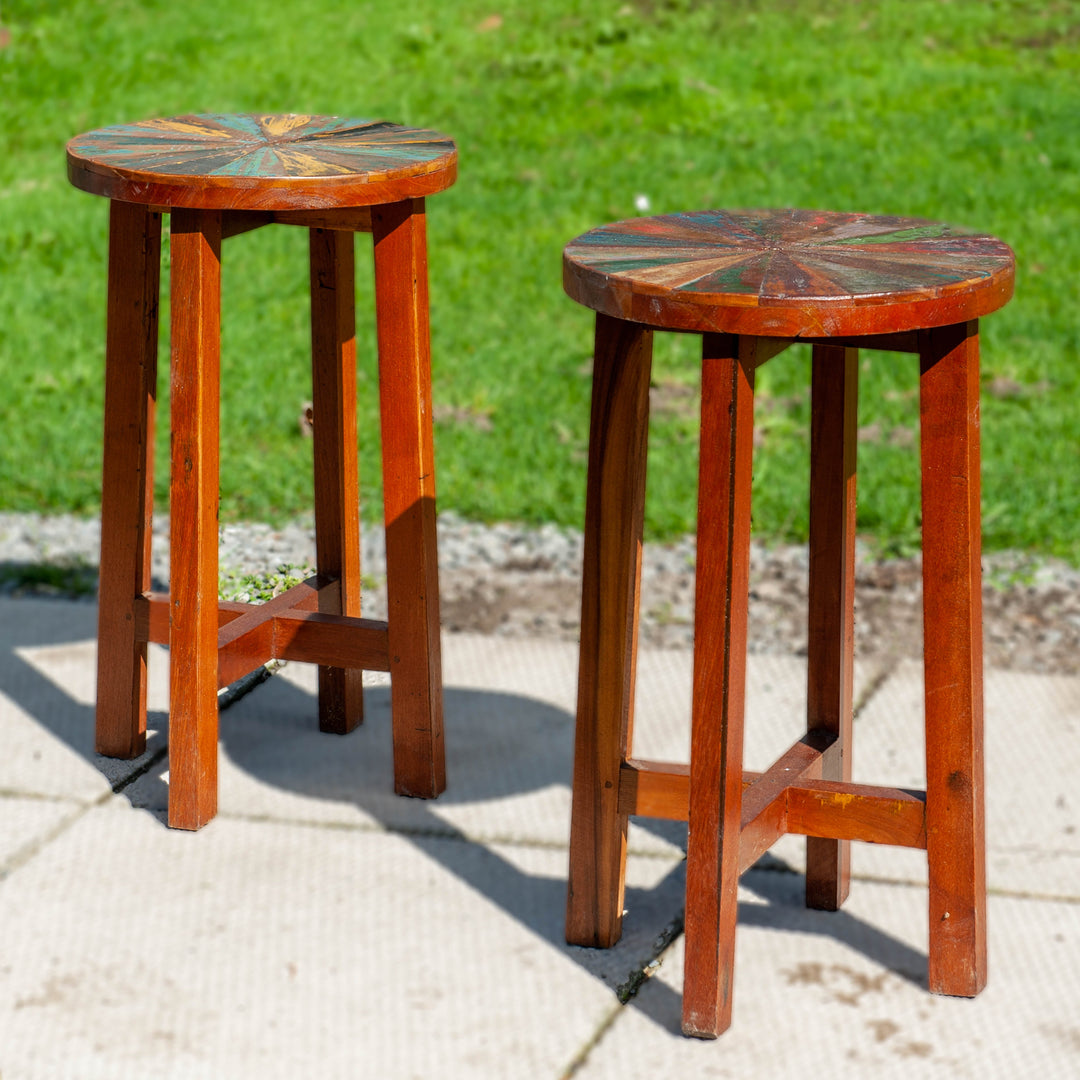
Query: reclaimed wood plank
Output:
[[563, 210, 1014, 338], [67, 114, 457, 211]]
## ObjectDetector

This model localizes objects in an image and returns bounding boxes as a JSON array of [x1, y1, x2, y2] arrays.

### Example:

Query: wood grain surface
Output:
[[95, 201, 160, 759], [682, 333, 758, 1038], [372, 198, 446, 799], [564, 209, 1014, 337], [565, 314, 653, 950], [67, 113, 457, 210], [919, 321, 987, 996], [167, 208, 222, 831], [805, 344, 859, 911], [310, 227, 365, 735]]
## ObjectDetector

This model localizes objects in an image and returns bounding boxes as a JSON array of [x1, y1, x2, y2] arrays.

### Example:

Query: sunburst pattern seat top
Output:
[[67, 113, 457, 211], [564, 208, 1014, 337]]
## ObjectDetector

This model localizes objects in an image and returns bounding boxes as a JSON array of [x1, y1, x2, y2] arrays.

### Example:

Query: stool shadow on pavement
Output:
[[0, 597, 927, 1035]]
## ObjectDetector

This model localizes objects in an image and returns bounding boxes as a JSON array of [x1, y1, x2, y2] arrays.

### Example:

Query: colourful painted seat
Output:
[[561, 208, 1014, 1037], [68, 113, 456, 829]]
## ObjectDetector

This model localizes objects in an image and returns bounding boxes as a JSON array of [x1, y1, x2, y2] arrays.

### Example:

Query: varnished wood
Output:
[[81, 114, 456, 831], [221, 208, 376, 238], [95, 201, 160, 759], [67, 114, 457, 211], [564, 210, 1014, 338], [805, 345, 859, 910], [222, 208, 378, 237], [566, 315, 653, 949], [739, 733, 831, 876], [919, 321, 987, 997], [167, 208, 222, 831], [136, 589, 390, 678], [618, 759, 690, 821], [220, 211, 274, 239], [617, 758, 927, 848], [215, 577, 322, 687], [682, 333, 757, 1038], [271, 611, 390, 671], [801, 331, 921, 353], [276, 207, 373, 232], [785, 781, 927, 849], [372, 198, 445, 798], [562, 209, 1012, 1037], [137, 590, 318, 644], [310, 227, 364, 734]]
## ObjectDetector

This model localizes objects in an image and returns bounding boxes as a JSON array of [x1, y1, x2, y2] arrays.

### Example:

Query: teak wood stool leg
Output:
[[96, 201, 161, 759], [372, 199, 445, 798], [805, 344, 858, 911], [682, 333, 756, 1038], [167, 208, 222, 831], [919, 320, 987, 996], [566, 314, 653, 949], [310, 227, 364, 736]]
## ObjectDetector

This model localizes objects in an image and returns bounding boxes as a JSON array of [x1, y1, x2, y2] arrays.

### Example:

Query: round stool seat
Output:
[[564, 208, 1014, 337], [67, 112, 457, 211]]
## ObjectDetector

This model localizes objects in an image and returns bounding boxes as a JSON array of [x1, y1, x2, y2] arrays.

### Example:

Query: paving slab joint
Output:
[[615, 912, 685, 1003], [558, 999, 623, 1080], [853, 654, 901, 717]]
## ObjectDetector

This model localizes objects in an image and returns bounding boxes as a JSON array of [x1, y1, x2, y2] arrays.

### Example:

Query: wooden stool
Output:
[[67, 113, 457, 830], [561, 209, 1014, 1037]]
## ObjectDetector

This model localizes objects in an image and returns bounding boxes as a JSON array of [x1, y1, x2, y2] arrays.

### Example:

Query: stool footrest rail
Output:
[[619, 748, 927, 853], [134, 575, 391, 690]]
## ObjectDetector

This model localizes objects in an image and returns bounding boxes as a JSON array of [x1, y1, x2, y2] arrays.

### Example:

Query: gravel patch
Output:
[[1, 510, 1078, 675]]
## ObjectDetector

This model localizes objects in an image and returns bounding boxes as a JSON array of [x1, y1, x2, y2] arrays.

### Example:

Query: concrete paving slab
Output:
[[2, 593, 1078, 1077], [0, 794, 81, 872], [0, 798, 682, 1080], [841, 660, 1080, 897], [123, 641, 857, 863], [577, 868, 1080, 1079], [0, 598, 167, 798]]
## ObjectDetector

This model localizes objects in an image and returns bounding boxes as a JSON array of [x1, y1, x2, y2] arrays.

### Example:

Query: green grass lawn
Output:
[[0, 0, 1077, 559]]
